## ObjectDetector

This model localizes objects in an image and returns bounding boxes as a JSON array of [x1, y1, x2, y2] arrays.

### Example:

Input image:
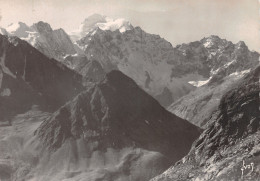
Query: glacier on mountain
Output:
[[70, 14, 133, 41]]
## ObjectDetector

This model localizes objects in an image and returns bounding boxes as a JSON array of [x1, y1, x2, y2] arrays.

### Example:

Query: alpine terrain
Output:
[[0, 70, 200, 181], [0, 34, 84, 123], [152, 65, 260, 181], [0, 11, 259, 181], [168, 38, 259, 127]]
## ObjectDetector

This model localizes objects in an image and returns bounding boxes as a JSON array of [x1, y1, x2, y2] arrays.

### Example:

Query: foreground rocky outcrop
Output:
[[0, 34, 84, 122], [152, 66, 260, 181], [32, 70, 201, 181]]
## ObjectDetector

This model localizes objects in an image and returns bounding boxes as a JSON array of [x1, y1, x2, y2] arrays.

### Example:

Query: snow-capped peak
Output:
[[97, 17, 132, 33], [70, 14, 133, 41], [202, 35, 222, 48]]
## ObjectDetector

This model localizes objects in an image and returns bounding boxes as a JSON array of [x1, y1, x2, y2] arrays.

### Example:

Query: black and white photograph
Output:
[[0, 0, 259, 180]]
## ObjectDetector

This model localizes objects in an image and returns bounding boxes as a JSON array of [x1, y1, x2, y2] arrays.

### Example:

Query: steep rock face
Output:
[[0, 34, 84, 121], [152, 66, 260, 181], [1, 21, 77, 61], [31, 21, 77, 60], [34, 70, 201, 181], [168, 37, 259, 127], [168, 69, 252, 128], [75, 26, 196, 107]]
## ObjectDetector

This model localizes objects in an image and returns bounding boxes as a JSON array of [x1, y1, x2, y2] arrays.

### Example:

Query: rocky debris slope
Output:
[[0, 107, 51, 181], [33, 70, 201, 181], [1, 21, 77, 61], [0, 34, 84, 122], [152, 66, 260, 181]]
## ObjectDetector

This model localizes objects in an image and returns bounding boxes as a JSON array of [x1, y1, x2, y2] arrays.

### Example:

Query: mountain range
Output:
[[0, 14, 259, 181], [1, 14, 258, 109]]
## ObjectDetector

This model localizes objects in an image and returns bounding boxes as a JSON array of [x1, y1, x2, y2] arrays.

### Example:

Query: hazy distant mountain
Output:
[[0, 34, 84, 122], [152, 65, 260, 181], [32, 70, 201, 181], [1, 21, 77, 61]]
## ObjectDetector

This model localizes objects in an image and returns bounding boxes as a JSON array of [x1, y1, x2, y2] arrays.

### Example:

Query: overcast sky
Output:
[[0, 0, 260, 51]]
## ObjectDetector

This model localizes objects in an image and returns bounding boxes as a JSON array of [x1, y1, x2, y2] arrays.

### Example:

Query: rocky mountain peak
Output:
[[201, 35, 228, 49], [37, 70, 200, 155], [70, 14, 133, 41], [34, 70, 201, 180], [32, 21, 53, 33], [73, 18, 259, 108], [235, 40, 248, 51], [1, 21, 77, 61]]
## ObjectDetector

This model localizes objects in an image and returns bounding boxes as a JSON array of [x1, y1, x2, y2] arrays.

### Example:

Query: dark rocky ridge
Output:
[[0, 34, 84, 121], [152, 66, 260, 181], [37, 70, 200, 155], [36, 70, 201, 180]]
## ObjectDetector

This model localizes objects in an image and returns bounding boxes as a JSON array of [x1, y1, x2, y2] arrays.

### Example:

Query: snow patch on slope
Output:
[[224, 59, 236, 68], [229, 69, 251, 78], [20, 31, 39, 46], [203, 40, 213, 48], [188, 77, 212, 87]]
